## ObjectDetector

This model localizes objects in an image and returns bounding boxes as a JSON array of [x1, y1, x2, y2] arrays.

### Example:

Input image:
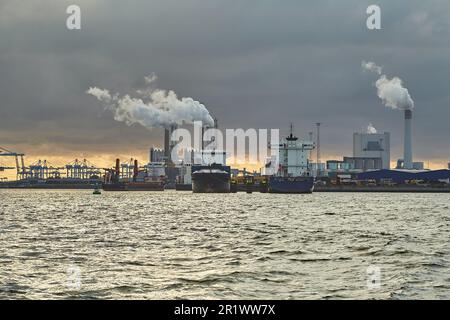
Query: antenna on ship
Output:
[[286, 123, 298, 141]]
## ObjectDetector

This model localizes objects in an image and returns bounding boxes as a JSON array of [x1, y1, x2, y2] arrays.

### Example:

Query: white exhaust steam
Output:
[[362, 61, 414, 169], [361, 61, 382, 75], [87, 74, 214, 129], [361, 61, 414, 110], [367, 123, 378, 134]]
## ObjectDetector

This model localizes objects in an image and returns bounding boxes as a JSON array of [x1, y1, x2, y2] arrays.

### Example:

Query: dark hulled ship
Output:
[[191, 164, 231, 193]]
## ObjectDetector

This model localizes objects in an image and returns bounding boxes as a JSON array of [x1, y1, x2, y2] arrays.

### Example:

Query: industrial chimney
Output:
[[115, 159, 120, 176], [164, 128, 170, 162], [404, 109, 413, 169], [164, 125, 178, 164], [133, 159, 139, 181]]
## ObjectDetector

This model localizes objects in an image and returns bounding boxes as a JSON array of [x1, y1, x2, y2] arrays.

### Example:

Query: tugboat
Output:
[[93, 183, 102, 195], [265, 125, 315, 194]]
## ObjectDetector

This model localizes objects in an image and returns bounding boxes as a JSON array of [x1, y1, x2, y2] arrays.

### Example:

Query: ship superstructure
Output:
[[265, 125, 315, 193]]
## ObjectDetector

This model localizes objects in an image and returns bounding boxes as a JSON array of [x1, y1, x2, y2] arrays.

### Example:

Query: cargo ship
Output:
[[102, 181, 164, 191], [192, 163, 231, 193], [264, 125, 315, 194], [103, 159, 165, 191], [267, 176, 314, 193]]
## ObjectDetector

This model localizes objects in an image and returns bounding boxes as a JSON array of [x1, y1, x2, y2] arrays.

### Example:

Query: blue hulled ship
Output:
[[268, 176, 315, 194]]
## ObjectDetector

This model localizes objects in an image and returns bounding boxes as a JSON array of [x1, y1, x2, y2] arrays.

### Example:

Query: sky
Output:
[[1, 0, 450, 175]]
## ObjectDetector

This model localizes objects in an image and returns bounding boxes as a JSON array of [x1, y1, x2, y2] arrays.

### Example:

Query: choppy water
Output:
[[0, 190, 449, 299]]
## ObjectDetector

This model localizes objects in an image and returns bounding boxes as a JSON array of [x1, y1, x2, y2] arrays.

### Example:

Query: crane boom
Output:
[[0, 147, 26, 180]]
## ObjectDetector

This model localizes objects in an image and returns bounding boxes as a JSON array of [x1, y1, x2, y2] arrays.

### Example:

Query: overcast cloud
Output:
[[0, 0, 449, 166]]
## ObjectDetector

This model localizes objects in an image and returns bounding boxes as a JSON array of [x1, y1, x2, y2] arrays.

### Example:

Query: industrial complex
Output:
[[318, 108, 450, 191], [1, 106, 450, 193]]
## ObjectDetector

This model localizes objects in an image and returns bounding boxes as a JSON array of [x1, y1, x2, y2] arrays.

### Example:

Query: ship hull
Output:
[[268, 176, 315, 194], [191, 164, 231, 193], [175, 183, 192, 191], [192, 173, 230, 193], [102, 182, 164, 191]]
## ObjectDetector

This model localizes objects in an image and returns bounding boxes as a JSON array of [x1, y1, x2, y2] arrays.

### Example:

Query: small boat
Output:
[[93, 185, 102, 195]]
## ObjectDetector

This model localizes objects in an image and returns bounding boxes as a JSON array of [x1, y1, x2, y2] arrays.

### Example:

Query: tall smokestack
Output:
[[115, 159, 120, 176], [164, 128, 170, 162], [201, 125, 206, 150], [164, 125, 177, 164], [404, 109, 413, 169], [133, 159, 139, 177]]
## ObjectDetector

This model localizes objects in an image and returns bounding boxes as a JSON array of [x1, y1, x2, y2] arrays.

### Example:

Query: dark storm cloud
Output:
[[0, 0, 449, 163]]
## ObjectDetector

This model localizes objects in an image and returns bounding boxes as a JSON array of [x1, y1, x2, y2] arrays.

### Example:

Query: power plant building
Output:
[[353, 132, 390, 170], [149, 148, 165, 163]]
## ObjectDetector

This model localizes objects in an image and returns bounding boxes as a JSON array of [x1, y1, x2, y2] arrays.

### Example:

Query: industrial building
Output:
[[353, 131, 390, 169], [357, 169, 450, 184], [149, 147, 165, 163], [326, 157, 382, 173], [344, 156, 383, 171], [158, 120, 220, 187], [395, 159, 424, 170], [325, 130, 391, 174]]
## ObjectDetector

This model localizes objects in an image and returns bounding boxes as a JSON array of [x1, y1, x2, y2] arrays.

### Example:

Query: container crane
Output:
[[65, 159, 102, 179], [0, 147, 26, 180]]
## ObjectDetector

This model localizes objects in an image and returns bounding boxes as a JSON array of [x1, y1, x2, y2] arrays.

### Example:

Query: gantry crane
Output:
[[65, 159, 102, 179], [0, 147, 26, 180], [27, 159, 65, 179]]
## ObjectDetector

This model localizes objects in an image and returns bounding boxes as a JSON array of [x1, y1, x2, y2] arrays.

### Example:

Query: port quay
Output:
[[2, 122, 450, 194]]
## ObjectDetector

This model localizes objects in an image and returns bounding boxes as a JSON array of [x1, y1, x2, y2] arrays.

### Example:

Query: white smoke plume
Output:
[[361, 61, 382, 75], [86, 87, 113, 104], [375, 75, 414, 110], [144, 73, 158, 84], [362, 61, 414, 110], [367, 123, 377, 134], [87, 75, 214, 129]]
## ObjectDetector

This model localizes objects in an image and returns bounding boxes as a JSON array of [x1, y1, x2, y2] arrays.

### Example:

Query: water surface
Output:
[[0, 190, 449, 299]]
